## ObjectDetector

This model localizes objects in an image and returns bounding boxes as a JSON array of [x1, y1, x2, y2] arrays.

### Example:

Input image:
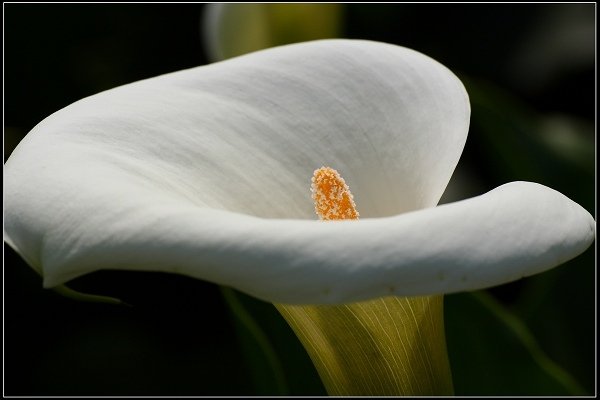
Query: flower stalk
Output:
[[277, 296, 453, 395]]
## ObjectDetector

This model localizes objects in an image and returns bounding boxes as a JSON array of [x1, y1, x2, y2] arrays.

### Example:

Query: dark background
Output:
[[4, 3, 595, 396]]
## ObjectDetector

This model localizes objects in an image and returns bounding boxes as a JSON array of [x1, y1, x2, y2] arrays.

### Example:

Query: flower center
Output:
[[311, 166, 359, 221]]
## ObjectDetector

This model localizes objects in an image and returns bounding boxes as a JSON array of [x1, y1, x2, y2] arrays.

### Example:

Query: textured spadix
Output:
[[4, 39, 594, 305]]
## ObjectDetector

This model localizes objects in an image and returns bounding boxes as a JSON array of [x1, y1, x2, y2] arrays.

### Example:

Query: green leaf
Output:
[[445, 291, 587, 395], [220, 287, 289, 395], [276, 295, 453, 396], [511, 249, 596, 394]]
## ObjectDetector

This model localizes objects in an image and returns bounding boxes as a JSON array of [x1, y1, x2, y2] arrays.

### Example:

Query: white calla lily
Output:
[[4, 39, 595, 305]]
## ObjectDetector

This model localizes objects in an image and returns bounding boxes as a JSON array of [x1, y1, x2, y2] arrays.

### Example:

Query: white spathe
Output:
[[4, 40, 595, 304]]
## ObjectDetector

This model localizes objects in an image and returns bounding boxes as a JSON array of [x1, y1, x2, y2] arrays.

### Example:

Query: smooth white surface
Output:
[[4, 40, 594, 304]]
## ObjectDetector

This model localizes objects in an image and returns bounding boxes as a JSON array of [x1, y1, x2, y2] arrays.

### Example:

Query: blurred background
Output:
[[4, 3, 595, 396]]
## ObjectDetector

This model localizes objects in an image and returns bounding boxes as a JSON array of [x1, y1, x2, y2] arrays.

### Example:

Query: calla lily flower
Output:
[[4, 39, 595, 306]]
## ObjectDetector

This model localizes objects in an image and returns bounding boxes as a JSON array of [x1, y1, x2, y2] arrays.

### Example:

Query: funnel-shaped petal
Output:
[[4, 39, 594, 305]]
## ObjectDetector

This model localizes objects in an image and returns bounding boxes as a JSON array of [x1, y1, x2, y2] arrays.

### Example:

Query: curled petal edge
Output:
[[6, 181, 593, 305]]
